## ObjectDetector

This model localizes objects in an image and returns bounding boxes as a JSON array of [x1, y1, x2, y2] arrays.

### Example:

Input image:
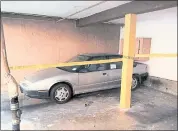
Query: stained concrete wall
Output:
[[1, 17, 121, 86]]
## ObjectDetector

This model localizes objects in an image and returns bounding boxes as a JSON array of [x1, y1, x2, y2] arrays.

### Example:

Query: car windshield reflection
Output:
[[57, 55, 90, 72]]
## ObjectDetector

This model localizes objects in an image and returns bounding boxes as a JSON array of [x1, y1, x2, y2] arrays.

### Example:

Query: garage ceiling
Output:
[[1, 1, 177, 25], [1, 1, 130, 19]]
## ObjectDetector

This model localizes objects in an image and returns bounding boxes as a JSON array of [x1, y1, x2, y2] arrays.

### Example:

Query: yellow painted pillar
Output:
[[120, 14, 136, 109]]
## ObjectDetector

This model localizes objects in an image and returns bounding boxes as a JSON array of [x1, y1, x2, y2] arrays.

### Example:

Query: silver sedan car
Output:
[[19, 53, 148, 104]]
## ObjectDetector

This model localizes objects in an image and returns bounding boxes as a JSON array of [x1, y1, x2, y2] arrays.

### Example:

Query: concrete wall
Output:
[[1, 17, 121, 86], [120, 7, 177, 81]]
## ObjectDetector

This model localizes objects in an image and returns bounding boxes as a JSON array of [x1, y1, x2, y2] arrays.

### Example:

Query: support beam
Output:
[[77, 1, 177, 27], [120, 14, 136, 109]]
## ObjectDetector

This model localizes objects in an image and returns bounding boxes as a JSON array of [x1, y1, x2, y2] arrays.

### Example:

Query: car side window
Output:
[[108, 55, 122, 70], [87, 63, 107, 72], [87, 64, 97, 72], [88, 56, 107, 72], [109, 62, 122, 70], [80, 56, 107, 72]]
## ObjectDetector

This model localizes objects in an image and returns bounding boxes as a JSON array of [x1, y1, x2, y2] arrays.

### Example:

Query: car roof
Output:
[[79, 53, 122, 57]]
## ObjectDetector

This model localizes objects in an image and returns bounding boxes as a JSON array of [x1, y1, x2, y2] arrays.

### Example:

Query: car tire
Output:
[[131, 75, 140, 91], [50, 83, 72, 104]]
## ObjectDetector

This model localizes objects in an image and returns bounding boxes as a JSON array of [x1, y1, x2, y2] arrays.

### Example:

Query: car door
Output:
[[107, 56, 123, 88], [78, 56, 110, 93]]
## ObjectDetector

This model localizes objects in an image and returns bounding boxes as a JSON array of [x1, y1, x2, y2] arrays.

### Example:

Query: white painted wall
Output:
[[120, 7, 177, 81]]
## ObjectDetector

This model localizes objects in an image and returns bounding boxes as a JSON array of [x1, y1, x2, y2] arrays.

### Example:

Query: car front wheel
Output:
[[50, 83, 72, 104], [131, 76, 139, 90]]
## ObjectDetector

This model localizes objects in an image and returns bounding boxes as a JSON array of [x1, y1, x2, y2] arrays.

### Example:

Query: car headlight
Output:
[[20, 80, 32, 87]]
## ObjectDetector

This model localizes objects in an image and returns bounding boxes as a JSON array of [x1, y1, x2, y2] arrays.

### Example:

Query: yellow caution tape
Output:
[[10, 58, 123, 70], [135, 53, 177, 58], [9, 53, 177, 70]]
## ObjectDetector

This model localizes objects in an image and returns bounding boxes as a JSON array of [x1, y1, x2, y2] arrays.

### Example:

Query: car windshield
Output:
[[67, 55, 90, 62], [57, 55, 90, 72]]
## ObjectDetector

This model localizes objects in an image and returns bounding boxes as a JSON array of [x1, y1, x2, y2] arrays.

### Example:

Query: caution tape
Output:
[[135, 53, 177, 58], [122, 53, 178, 59], [9, 53, 177, 70], [10, 58, 123, 70]]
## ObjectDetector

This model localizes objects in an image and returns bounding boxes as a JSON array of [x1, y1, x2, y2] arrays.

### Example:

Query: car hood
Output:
[[24, 68, 71, 83]]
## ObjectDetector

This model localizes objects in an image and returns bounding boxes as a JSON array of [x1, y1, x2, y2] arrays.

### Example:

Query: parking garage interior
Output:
[[1, 1, 177, 130]]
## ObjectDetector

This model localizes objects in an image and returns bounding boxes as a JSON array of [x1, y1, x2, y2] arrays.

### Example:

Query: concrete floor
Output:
[[1, 86, 177, 130]]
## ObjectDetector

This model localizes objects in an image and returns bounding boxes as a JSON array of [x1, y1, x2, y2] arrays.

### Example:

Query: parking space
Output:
[[1, 86, 177, 130]]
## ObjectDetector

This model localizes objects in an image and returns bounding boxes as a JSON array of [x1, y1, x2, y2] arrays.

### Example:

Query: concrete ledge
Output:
[[143, 76, 177, 96]]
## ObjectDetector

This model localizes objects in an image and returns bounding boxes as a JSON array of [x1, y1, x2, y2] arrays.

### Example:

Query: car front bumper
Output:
[[19, 86, 49, 99], [140, 72, 149, 81]]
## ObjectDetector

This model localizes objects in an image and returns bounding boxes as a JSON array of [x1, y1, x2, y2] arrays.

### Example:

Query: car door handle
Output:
[[103, 73, 107, 75]]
